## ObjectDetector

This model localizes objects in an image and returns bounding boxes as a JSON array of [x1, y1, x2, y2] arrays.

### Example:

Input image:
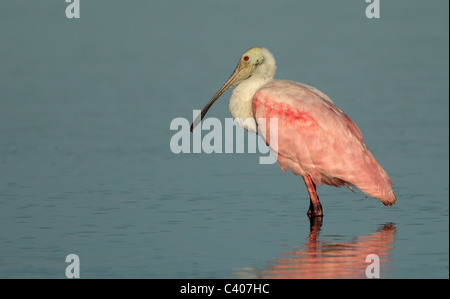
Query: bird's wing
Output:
[[253, 80, 395, 205]]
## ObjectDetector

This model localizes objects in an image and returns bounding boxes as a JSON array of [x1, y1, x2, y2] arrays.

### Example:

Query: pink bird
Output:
[[191, 47, 396, 217]]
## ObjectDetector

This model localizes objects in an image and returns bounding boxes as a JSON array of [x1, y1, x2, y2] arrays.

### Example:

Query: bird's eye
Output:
[[243, 56, 249, 61]]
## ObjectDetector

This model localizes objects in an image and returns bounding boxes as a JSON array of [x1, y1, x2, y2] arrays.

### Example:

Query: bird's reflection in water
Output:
[[236, 219, 396, 279]]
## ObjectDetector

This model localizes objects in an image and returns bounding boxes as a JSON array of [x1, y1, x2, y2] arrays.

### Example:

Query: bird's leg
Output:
[[302, 175, 323, 217]]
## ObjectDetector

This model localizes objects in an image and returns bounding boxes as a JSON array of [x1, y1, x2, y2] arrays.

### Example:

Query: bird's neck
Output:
[[228, 78, 265, 132], [229, 48, 276, 132]]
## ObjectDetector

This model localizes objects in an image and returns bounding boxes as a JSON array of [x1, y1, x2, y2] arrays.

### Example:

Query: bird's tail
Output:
[[354, 151, 396, 206]]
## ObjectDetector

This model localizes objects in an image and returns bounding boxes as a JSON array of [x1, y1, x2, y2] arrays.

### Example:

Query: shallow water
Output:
[[0, 1, 448, 278]]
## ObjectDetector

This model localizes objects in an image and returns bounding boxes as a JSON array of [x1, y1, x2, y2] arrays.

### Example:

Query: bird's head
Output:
[[227, 47, 266, 87], [190, 47, 272, 132]]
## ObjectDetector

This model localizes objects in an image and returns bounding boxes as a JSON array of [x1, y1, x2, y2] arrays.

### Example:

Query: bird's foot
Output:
[[307, 202, 323, 218]]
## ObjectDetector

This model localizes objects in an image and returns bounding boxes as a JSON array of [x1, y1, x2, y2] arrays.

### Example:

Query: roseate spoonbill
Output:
[[190, 47, 396, 217]]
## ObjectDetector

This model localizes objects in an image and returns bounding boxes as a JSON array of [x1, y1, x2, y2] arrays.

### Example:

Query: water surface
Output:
[[0, 1, 448, 278]]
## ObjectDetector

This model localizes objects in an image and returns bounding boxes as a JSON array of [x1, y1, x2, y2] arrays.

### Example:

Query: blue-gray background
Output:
[[0, 0, 448, 278]]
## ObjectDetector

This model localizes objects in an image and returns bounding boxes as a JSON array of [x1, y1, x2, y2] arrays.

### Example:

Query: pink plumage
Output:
[[253, 80, 396, 206]]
